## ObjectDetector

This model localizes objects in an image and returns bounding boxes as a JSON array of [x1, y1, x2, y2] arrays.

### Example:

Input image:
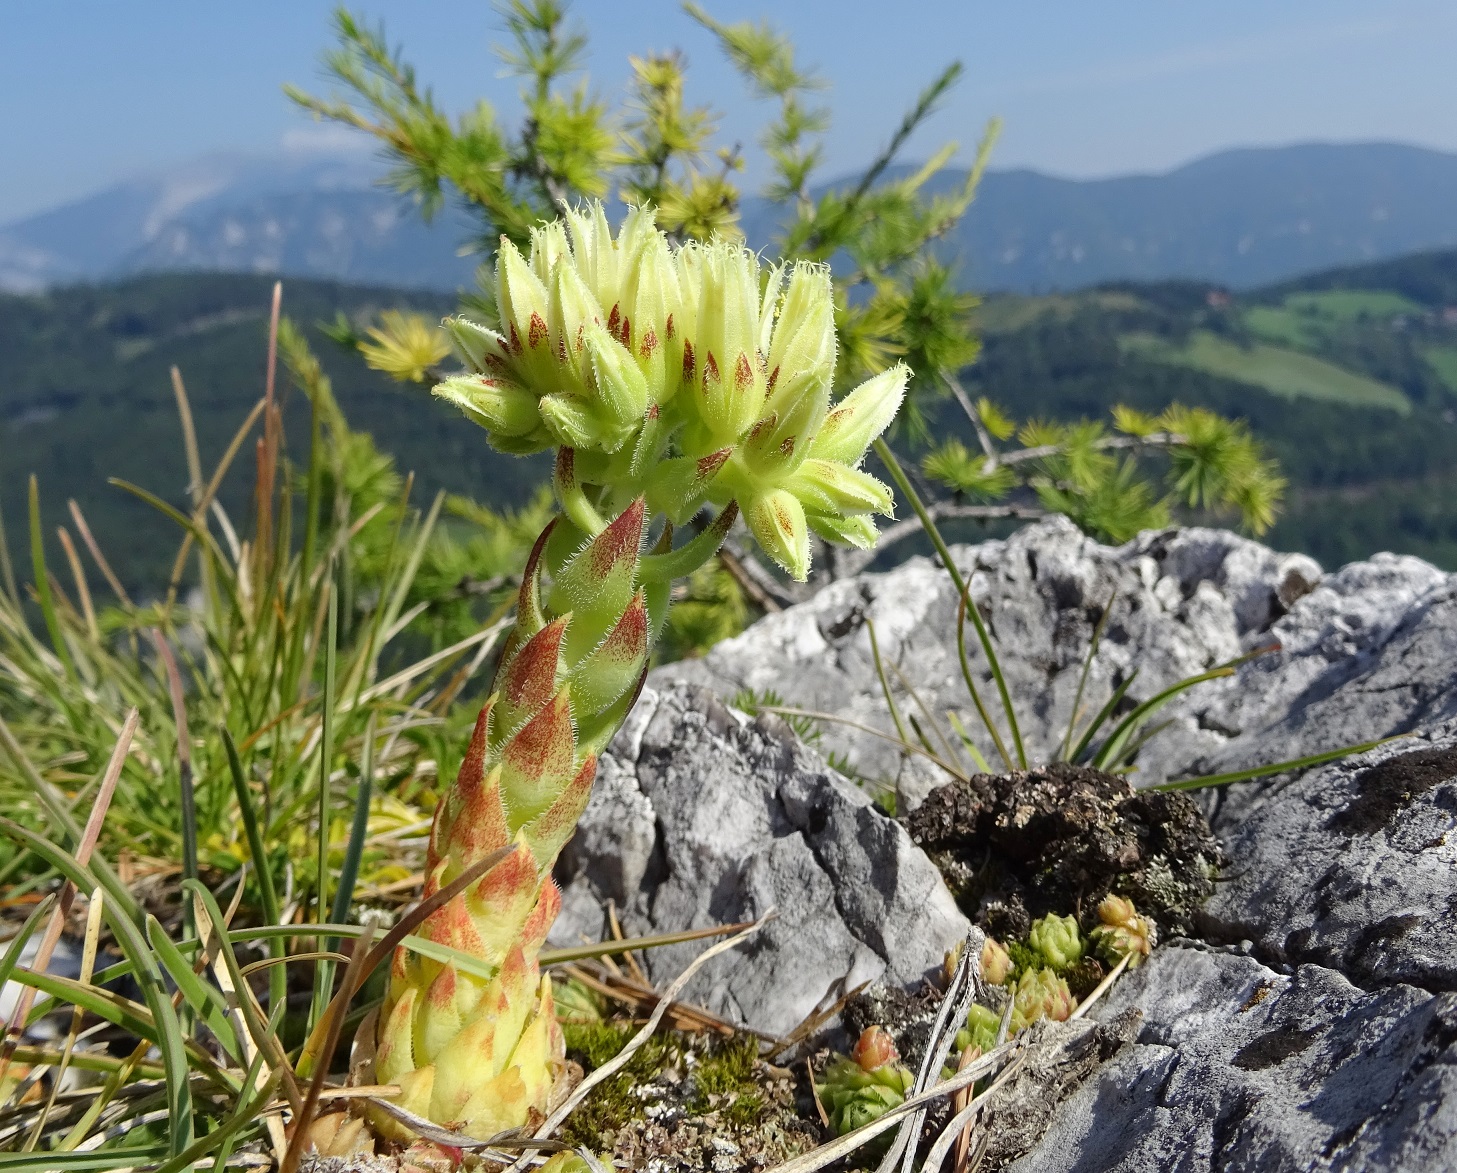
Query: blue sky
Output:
[[3, 0, 1455, 224]]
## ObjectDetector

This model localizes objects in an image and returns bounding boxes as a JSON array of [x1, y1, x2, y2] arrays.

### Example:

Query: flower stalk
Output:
[[370, 204, 906, 1139]]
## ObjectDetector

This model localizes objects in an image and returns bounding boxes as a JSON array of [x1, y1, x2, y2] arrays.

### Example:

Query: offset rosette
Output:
[[434, 202, 907, 580]]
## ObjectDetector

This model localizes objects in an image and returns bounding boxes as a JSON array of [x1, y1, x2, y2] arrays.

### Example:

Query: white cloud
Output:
[[280, 123, 374, 156]]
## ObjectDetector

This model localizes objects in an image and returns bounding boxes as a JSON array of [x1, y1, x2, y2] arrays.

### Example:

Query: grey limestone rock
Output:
[[556, 519, 1457, 1169], [1203, 725, 1457, 993], [550, 682, 971, 1039], [1010, 945, 1457, 1173], [656, 517, 1457, 833]]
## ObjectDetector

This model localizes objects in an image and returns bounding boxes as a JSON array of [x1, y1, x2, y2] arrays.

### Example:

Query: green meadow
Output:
[[1122, 330, 1413, 413]]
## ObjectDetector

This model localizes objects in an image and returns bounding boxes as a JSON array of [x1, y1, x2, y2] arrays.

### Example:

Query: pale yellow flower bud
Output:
[[786, 460, 895, 517], [445, 317, 510, 372], [1091, 893, 1155, 969], [434, 375, 541, 439], [807, 512, 879, 549], [809, 364, 910, 466], [746, 489, 810, 581], [980, 936, 1013, 986]]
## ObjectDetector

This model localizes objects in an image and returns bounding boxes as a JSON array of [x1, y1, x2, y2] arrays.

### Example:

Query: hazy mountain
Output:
[[0, 151, 477, 293], [4, 141, 1457, 295], [954, 142, 1457, 292]]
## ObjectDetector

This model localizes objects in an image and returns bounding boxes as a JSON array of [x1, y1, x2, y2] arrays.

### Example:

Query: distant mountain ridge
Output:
[[955, 143, 1457, 291], [4, 141, 1457, 295], [0, 152, 478, 294]]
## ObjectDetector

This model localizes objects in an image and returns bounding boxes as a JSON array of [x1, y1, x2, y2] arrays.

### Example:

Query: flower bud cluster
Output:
[[1091, 894, 1155, 969], [435, 202, 907, 579]]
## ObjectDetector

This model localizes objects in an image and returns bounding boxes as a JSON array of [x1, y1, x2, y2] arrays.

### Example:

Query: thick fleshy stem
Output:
[[369, 495, 730, 1139]]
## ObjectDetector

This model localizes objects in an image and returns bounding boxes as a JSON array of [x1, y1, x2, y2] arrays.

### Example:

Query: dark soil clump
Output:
[[902, 761, 1223, 937]]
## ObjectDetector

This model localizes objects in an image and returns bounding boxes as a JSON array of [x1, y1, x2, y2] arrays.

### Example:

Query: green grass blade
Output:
[[874, 437, 1027, 767], [10, 966, 160, 1044], [1090, 666, 1234, 771], [185, 879, 301, 1110], [152, 1065, 282, 1173], [1059, 591, 1115, 761], [27, 476, 76, 681], [227, 923, 367, 944], [867, 619, 912, 747], [1067, 671, 1140, 766], [945, 710, 992, 774], [107, 478, 245, 615], [144, 915, 242, 1062], [376, 489, 444, 643], [0, 1151, 171, 1171], [207, 1031, 274, 1173], [6, 1044, 162, 1079], [392, 933, 500, 983], [884, 656, 961, 765], [152, 633, 198, 944], [1107, 719, 1177, 774], [221, 726, 285, 1014], [300, 400, 324, 582], [538, 921, 760, 965], [0, 818, 194, 1152], [906, 713, 941, 760], [953, 583, 1015, 772], [312, 589, 340, 1032], [0, 893, 57, 1070], [329, 713, 374, 941], [1153, 736, 1402, 792]]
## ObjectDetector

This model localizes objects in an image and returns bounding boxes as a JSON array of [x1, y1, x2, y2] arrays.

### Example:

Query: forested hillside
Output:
[[5, 251, 1457, 592], [0, 274, 545, 588], [961, 250, 1457, 566]]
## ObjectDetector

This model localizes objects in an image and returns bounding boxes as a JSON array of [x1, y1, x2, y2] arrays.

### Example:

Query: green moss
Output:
[[1005, 939, 1040, 981], [692, 1033, 759, 1098], [723, 1089, 767, 1128], [560, 1033, 675, 1150], [682, 1033, 766, 1125], [563, 1021, 633, 1070], [560, 1067, 643, 1149]]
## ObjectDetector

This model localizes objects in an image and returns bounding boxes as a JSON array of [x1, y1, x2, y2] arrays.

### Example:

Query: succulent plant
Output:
[[370, 204, 905, 1139], [956, 1002, 1003, 1057], [980, 935, 1013, 985], [818, 1027, 917, 1136], [552, 975, 607, 1025], [1090, 893, 1155, 969], [539, 1154, 595, 1173], [1026, 912, 1085, 972], [1010, 968, 1076, 1034]]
